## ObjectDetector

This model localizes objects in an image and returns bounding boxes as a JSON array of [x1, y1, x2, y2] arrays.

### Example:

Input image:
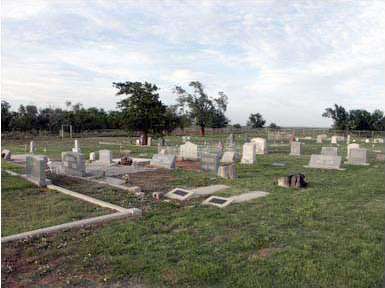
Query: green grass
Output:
[[1, 136, 384, 287], [1, 168, 111, 236]]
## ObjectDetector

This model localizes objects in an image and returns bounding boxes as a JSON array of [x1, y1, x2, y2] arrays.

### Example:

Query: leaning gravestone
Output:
[[62, 152, 86, 176], [200, 151, 221, 173], [345, 148, 369, 165], [25, 155, 48, 187], [321, 147, 338, 156], [305, 154, 344, 170], [99, 150, 112, 164], [150, 154, 176, 169], [251, 138, 268, 154], [347, 143, 360, 159], [290, 142, 304, 156], [179, 141, 198, 160], [241, 142, 256, 164]]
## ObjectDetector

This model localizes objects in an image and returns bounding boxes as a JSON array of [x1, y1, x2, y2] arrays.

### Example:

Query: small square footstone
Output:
[[202, 196, 233, 208], [165, 188, 195, 201]]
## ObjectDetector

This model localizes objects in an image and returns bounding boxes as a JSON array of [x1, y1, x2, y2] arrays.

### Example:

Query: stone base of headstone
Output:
[[217, 164, 237, 179]]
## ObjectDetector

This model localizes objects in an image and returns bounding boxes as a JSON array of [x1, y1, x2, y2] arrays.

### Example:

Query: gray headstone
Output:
[[321, 147, 338, 156], [220, 151, 236, 164], [306, 154, 344, 170], [150, 154, 176, 169], [200, 151, 221, 173], [179, 141, 198, 160], [346, 148, 369, 165], [347, 143, 360, 159], [29, 141, 36, 154], [25, 155, 47, 187], [290, 142, 304, 156], [99, 150, 112, 164], [62, 152, 86, 176]]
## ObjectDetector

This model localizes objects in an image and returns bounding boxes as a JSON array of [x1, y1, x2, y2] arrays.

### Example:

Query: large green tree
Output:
[[247, 113, 266, 128], [113, 81, 167, 144], [174, 81, 228, 136], [322, 104, 349, 130]]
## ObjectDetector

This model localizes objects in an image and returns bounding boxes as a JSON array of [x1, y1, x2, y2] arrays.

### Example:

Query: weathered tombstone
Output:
[[99, 150, 112, 164], [147, 137, 152, 146], [251, 138, 268, 154], [347, 143, 360, 159], [220, 151, 236, 164], [62, 152, 86, 176], [200, 151, 221, 173], [179, 141, 198, 160], [346, 148, 369, 165], [305, 154, 344, 170], [316, 134, 327, 144], [227, 133, 235, 150], [150, 154, 176, 169], [29, 141, 36, 154], [321, 147, 338, 156], [376, 153, 385, 162], [331, 136, 338, 144], [290, 142, 304, 156], [89, 152, 96, 161], [25, 155, 47, 187], [72, 139, 81, 153], [1, 149, 11, 160], [241, 142, 256, 164], [346, 134, 351, 144], [217, 163, 237, 179]]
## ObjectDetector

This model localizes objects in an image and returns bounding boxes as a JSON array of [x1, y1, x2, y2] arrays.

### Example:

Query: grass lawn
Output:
[[1, 136, 384, 287], [1, 166, 111, 237]]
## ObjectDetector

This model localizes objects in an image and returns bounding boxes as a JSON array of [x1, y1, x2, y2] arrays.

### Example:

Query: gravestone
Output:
[[72, 139, 81, 153], [202, 196, 233, 208], [337, 136, 345, 142], [376, 153, 385, 162], [165, 188, 195, 201], [331, 136, 337, 144], [316, 134, 327, 144], [150, 154, 176, 169], [147, 137, 152, 146], [305, 154, 344, 170], [220, 151, 236, 164], [347, 143, 360, 159], [347, 135, 351, 144], [200, 151, 221, 173], [217, 163, 237, 179], [99, 150, 112, 164], [321, 147, 338, 156], [89, 152, 96, 161], [29, 141, 36, 154], [25, 155, 48, 187], [251, 138, 268, 154], [241, 142, 256, 164], [346, 148, 369, 165], [62, 152, 86, 176], [179, 141, 198, 160], [1, 149, 11, 160], [290, 142, 304, 156], [227, 133, 235, 150]]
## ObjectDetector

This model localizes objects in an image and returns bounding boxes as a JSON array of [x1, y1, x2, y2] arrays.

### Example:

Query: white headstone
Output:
[[29, 141, 36, 154], [147, 137, 152, 146], [346, 148, 369, 165], [2, 149, 11, 160], [251, 138, 268, 154], [347, 143, 360, 159], [72, 139, 81, 153], [179, 141, 198, 160], [331, 136, 338, 144], [220, 151, 236, 164], [89, 152, 96, 161], [290, 142, 304, 156], [241, 142, 256, 164], [99, 150, 112, 164], [305, 154, 344, 170], [150, 154, 176, 169]]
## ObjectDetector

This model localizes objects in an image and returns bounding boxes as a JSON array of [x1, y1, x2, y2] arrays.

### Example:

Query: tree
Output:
[[247, 113, 265, 128], [174, 81, 228, 136], [233, 123, 242, 129], [113, 81, 167, 144], [322, 104, 349, 130], [1, 101, 12, 131], [269, 122, 280, 129]]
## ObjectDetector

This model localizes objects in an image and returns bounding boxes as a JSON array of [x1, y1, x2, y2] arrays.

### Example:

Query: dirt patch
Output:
[[123, 169, 176, 193], [176, 160, 201, 172]]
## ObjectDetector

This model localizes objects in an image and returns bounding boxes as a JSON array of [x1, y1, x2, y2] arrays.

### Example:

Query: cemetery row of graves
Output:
[[1, 132, 384, 287]]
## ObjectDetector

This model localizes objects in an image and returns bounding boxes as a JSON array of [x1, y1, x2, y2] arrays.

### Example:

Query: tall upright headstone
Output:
[[25, 155, 48, 187], [29, 141, 36, 154], [347, 135, 351, 144], [251, 138, 268, 154], [290, 142, 304, 156], [241, 142, 256, 164]]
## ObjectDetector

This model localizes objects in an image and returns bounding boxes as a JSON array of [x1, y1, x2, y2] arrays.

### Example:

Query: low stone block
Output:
[[305, 154, 344, 170]]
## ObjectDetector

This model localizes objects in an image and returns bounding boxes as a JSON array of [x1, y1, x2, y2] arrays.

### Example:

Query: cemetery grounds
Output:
[[1, 134, 384, 287]]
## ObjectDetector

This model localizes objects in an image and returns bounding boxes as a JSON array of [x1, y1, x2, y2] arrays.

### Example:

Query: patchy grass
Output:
[[1, 169, 111, 237], [1, 136, 384, 287]]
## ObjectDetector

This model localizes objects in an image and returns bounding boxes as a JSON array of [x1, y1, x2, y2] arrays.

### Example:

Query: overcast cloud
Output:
[[1, 0, 384, 127]]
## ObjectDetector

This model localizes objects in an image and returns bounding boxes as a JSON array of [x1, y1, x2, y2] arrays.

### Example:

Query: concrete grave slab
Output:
[[230, 191, 269, 203], [202, 196, 234, 208]]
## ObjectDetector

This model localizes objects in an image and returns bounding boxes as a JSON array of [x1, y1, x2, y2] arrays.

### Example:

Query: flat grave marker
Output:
[[202, 196, 234, 208], [165, 188, 195, 201]]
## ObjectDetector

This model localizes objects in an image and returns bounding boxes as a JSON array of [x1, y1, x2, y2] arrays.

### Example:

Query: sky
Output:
[[1, 0, 384, 127]]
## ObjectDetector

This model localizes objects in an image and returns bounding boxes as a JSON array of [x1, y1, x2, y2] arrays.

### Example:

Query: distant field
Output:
[[1, 136, 384, 287]]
